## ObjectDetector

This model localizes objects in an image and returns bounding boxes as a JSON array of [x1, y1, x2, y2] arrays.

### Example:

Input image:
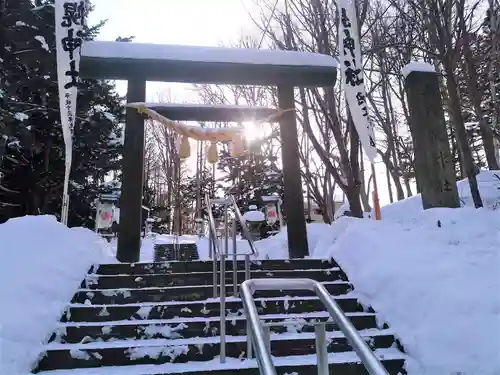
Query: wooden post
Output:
[[370, 163, 381, 219], [277, 85, 309, 258], [404, 69, 460, 209], [116, 78, 147, 263]]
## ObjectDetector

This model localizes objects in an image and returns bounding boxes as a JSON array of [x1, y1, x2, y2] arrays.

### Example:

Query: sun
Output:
[[243, 121, 259, 142]]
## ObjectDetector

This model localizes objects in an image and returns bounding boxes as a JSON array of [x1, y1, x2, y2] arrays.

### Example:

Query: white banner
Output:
[[338, 0, 377, 161], [55, 0, 86, 224]]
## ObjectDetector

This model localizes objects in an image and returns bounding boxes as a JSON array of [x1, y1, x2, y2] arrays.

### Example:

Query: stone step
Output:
[[154, 243, 199, 262], [72, 281, 353, 304], [31, 349, 407, 375], [51, 312, 383, 344], [63, 296, 371, 323], [35, 330, 397, 372], [81, 269, 347, 289], [93, 259, 338, 275]]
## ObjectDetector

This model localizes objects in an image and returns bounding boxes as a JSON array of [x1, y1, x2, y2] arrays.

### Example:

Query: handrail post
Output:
[[244, 254, 250, 285], [219, 201, 229, 363], [213, 254, 218, 298], [245, 254, 253, 359], [247, 316, 253, 359], [263, 325, 271, 353], [219, 254, 226, 363], [232, 218, 238, 296], [241, 279, 390, 375], [208, 226, 213, 259], [241, 282, 278, 375], [315, 323, 328, 375], [210, 229, 217, 298]]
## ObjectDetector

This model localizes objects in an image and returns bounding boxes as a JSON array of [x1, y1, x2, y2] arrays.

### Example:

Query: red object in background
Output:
[[101, 211, 113, 221]]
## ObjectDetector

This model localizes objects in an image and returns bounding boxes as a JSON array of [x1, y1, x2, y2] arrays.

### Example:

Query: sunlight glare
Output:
[[243, 121, 259, 142]]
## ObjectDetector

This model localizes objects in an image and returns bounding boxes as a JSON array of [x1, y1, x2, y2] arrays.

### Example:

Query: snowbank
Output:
[[312, 208, 500, 374], [242, 210, 265, 222], [382, 170, 500, 219], [253, 222, 330, 259], [0, 215, 112, 375]]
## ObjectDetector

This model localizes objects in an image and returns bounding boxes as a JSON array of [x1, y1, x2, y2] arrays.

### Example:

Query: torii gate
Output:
[[79, 41, 337, 262], [55, 0, 378, 263]]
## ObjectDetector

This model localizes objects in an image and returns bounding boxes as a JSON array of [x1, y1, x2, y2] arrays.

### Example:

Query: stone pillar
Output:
[[117, 78, 147, 263], [404, 66, 460, 209], [277, 85, 309, 258]]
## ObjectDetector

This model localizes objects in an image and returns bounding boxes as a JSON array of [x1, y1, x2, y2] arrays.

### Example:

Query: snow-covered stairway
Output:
[[33, 259, 407, 375]]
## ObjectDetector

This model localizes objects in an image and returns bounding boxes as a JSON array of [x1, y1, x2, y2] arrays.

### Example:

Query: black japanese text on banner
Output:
[[338, 0, 377, 161], [55, 0, 85, 224]]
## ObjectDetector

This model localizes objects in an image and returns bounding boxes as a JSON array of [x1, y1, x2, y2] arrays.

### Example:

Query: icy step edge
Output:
[[35, 348, 407, 375], [43, 328, 395, 350]]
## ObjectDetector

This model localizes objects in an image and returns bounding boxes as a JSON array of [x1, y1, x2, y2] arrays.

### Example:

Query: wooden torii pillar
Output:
[[80, 42, 338, 262]]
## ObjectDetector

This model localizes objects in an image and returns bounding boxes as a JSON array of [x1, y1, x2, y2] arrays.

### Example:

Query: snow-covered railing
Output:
[[240, 278, 390, 375]]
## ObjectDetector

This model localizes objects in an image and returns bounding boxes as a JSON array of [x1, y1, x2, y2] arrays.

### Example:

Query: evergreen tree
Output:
[[217, 142, 283, 211], [0, 0, 124, 227]]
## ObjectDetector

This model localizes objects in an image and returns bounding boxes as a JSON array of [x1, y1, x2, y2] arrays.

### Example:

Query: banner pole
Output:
[[370, 163, 381, 220], [55, 0, 85, 226]]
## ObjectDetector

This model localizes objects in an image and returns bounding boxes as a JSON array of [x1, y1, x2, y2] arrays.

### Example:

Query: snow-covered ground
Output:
[[382, 169, 500, 218], [1, 171, 499, 374], [314, 171, 500, 374], [0, 215, 113, 375], [314, 207, 500, 374]]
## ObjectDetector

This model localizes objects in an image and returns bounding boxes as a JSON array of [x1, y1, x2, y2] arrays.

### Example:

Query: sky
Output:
[[87, 0, 396, 207], [87, 0, 257, 101]]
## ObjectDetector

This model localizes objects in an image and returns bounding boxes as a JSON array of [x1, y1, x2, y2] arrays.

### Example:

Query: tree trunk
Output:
[[322, 210, 331, 223], [386, 166, 394, 203], [487, 0, 500, 145], [462, 33, 499, 169], [445, 66, 483, 208], [403, 177, 413, 197], [326, 177, 334, 220], [392, 172, 405, 200], [358, 145, 371, 212], [346, 184, 363, 218], [380, 152, 406, 200]]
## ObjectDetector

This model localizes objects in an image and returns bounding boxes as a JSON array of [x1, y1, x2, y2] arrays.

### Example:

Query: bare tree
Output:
[[382, 0, 485, 207], [458, 4, 499, 170], [245, 0, 372, 217]]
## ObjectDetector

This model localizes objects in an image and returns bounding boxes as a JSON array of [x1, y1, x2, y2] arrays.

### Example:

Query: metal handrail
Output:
[[205, 193, 224, 298], [205, 193, 222, 259], [205, 193, 258, 364], [229, 194, 258, 256], [240, 278, 390, 375], [204, 193, 228, 361]]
